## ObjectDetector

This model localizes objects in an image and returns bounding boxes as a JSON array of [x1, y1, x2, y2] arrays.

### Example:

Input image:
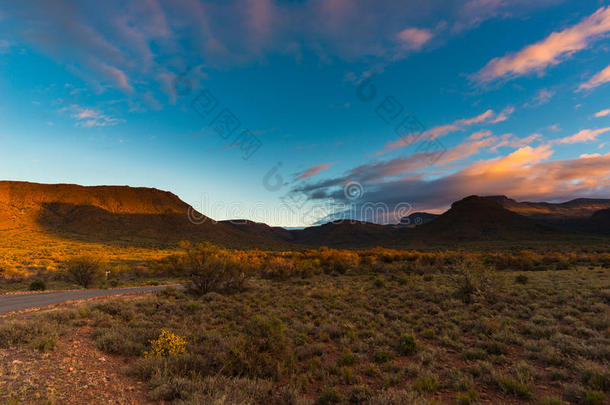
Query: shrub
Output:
[[63, 256, 103, 288], [145, 329, 188, 357], [456, 388, 478, 405], [221, 315, 291, 380], [33, 335, 57, 352], [412, 374, 439, 394], [336, 348, 356, 366], [316, 386, 341, 405], [515, 274, 528, 284], [167, 243, 252, 294], [373, 350, 394, 363], [397, 333, 417, 355], [28, 279, 46, 291], [452, 258, 498, 304]]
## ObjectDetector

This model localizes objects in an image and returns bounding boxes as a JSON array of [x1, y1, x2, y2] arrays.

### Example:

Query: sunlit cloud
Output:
[[374, 108, 512, 156], [296, 148, 610, 216], [395, 28, 433, 51], [577, 65, 610, 92], [296, 163, 335, 180], [60, 104, 124, 128], [475, 6, 610, 83], [557, 127, 610, 144], [524, 89, 555, 107], [595, 109, 610, 118]]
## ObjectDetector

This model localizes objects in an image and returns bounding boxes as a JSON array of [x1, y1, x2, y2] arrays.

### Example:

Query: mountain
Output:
[[0, 181, 280, 248], [220, 219, 294, 242], [582, 209, 610, 235], [414, 196, 561, 241], [485, 195, 610, 223], [290, 220, 397, 248], [399, 212, 439, 227]]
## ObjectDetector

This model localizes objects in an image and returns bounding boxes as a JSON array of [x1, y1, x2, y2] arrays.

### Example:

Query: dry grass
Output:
[[3, 253, 607, 404]]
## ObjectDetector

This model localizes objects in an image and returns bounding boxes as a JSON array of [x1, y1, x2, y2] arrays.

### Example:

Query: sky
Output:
[[0, 0, 609, 226]]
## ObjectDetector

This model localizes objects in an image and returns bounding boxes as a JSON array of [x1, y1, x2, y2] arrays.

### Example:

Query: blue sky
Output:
[[0, 0, 609, 226]]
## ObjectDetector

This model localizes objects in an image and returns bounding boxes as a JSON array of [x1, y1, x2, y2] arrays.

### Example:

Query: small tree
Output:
[[168, 242, 251, 295], [64, 257, 103, 288], [452, 257, 499, 304]]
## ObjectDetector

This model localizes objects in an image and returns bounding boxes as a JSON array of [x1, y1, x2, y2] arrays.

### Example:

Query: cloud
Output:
[[524, 89, 555, 107], [296, 163, 335, 180], [577, 65, 610, 91], [595, 109, 610, 118], [0, 39, 10, 53], [489, 106, 515, 123], [580, 153, 601, 158], [468, 130, 493, 140], [307, 132, 542, 188], [557, 127, 610, 144], [374, 108, 511, 156], [61, 104, 124, 128], [395, 28, 433, 50], [475, 6, 610, 82], [296, 148, 610, 220]]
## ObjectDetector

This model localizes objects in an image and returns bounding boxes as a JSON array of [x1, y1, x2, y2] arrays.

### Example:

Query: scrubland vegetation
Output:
[[1, 242, 609, 404]]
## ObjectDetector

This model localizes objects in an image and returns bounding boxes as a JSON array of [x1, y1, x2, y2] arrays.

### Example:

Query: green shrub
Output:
[[33, 335, 57, 352], [412, 374, 439, 394], [166, 243, 252, 294], [348, 385, 372, 403], [63, 256, 103, 288], [456, 388, 478, 405], [515, 274, 528, 284], [28, 279, 46, 291], [336, 348, 356, 366], [316, 386, 341, 405], [397, 333, 417, 355], [452, 258, 498, 304], [373, 350, 394, 363]]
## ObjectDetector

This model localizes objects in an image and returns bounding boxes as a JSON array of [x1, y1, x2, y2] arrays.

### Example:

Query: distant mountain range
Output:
[[0, 181, 608, 249]]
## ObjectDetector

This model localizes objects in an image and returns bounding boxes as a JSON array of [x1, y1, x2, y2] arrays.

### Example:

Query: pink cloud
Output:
[[97, 62, 133, 92], [374, 109, 509, 156], [296, 163, 335, 180], [475, 6, 610, 82], [396, 28, 433, 50], [296, 149, 610, 215], [578, 65, 610, 91], [558, 127, 610, 144], [595, 109, 610, 118], [62, 104, 124, 128]]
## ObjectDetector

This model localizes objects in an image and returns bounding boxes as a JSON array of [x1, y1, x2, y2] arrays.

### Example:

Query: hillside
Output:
[[0, 181, 278, 248], [485, 195, 610, 221], [414, 195, 561, 241], [583, 208, 610, 235], [399, 212, 439, 226], [290, 220, 398, 248]]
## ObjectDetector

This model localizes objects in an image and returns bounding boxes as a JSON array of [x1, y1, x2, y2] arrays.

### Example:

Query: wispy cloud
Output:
[[296, 163, 335, 180], [395, 27, 433, 51], [577, 65, 610, 92], [557, 127, 610, 144], [475, 6, 610, 83], [61, 104, 124, 128], [524, 89, 555, 107], [595, 109, 610, 118], [374, 108, 512, 156]]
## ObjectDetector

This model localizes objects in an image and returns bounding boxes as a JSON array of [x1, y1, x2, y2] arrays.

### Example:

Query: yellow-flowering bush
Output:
[[145, 329, 187, 357]]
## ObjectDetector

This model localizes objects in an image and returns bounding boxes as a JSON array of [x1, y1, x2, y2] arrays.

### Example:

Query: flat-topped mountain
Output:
[[485, 195, 610, 220], [414, 196, 560, 241], [0, 181, 278, 248]]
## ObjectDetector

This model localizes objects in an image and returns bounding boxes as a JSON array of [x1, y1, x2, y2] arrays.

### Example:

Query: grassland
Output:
[[1, 245, 608, 404]]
